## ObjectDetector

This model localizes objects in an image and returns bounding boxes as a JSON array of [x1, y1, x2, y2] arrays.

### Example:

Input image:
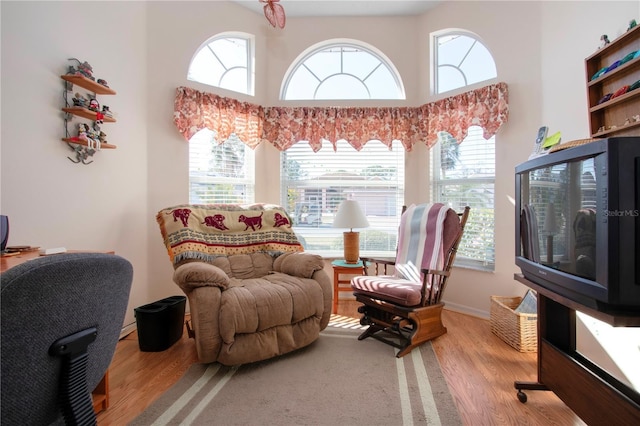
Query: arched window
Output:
[[433, 31, 496, 95], [281, 39, 405, 100], [188, 33, 254, 96], [431, 31, 497, 271], [280, 39, 405, 256]]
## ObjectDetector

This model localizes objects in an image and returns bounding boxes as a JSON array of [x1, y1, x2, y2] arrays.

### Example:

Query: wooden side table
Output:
[[331, 259, 365, 314]]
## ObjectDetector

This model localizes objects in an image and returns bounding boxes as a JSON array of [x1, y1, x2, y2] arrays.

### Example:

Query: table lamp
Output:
[[333, 200, 369, 264]]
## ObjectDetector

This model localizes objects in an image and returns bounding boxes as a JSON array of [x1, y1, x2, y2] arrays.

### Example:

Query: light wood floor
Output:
[[97, 300, 585, 425]]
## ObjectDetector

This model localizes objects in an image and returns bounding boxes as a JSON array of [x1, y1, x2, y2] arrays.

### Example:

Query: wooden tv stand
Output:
[[513, 274, 640, 424]]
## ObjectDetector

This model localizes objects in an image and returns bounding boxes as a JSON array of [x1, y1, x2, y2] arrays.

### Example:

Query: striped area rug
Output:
[[130, 315, 461, 426]]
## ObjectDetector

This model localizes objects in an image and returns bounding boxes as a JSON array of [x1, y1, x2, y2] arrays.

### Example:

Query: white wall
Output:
[[2, 1, 637, 328], [1, 1, 148, 329]]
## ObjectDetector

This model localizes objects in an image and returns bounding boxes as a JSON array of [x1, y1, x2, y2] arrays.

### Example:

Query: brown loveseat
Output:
[[157, 204, 332, 365]]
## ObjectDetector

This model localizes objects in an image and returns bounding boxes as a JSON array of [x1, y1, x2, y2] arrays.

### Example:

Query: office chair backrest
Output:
[[1, 253, 133, 425]]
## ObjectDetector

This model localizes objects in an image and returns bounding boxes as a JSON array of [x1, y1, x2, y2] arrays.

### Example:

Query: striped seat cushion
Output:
[[351, 275, 423, 306]]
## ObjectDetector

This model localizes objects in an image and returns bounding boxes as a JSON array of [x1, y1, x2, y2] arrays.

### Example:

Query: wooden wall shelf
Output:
[[585, 25, 640, 138], [61, 74, 116, 95], [62, 107, 116, 123], [61, 138, 116, 149], [61, 67, 117, 158]]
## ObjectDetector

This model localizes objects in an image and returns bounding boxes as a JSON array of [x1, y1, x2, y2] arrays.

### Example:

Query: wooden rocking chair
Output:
[[351, 204, 470, 357]]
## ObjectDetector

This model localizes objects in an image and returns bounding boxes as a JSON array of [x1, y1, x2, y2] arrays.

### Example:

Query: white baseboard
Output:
[[443, 301, 489, 320], [119, 323, 137, 339]]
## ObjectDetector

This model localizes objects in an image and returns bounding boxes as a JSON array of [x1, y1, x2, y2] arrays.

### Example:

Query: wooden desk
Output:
[[1, 249, 113, 414], [331, 259, 365, 314], [514, 274, 640, 424]]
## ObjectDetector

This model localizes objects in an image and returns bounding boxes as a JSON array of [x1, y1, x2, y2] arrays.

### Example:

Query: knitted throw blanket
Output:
[[394, 203, 449, 283], [157, 204, 303, 266]]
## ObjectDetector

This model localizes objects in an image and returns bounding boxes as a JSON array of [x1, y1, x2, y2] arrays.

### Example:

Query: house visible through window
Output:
[[280, 39, 406, 257], [188, 33, 254, 96], [431, 30, 497, 270], [189, 129, 255, 204], [281, 140, 404, 257]]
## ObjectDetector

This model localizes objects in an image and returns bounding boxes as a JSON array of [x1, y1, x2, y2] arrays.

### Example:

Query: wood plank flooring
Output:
[[97, 300, 585, 425]]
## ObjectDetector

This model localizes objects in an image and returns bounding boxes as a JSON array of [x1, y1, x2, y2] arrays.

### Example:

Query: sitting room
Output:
[[1, 1, 639, 424]]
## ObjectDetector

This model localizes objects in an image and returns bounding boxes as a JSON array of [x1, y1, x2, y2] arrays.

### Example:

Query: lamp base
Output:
[[343, 231, 360, 264]]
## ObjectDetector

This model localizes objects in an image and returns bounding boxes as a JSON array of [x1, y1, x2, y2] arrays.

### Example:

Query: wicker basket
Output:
[[490, 296, 538, 352]]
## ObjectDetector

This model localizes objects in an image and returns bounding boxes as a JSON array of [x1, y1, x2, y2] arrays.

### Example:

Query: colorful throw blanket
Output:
[[395, 203, 449, 283], [157, 204, 303, 266]]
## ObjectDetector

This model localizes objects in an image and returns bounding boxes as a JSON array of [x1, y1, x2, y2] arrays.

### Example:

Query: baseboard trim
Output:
[[120, 323, 137, 339], [443, 301, 489, 320]]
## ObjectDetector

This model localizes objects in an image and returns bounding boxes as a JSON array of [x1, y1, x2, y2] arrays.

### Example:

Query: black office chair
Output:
[[1, 253, 133, 426]]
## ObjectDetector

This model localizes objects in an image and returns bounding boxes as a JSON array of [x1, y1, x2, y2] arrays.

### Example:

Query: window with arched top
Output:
[[431, 30, 498, 271], [281, 40, 405, 100], [279, 39, 405, 256], [434, 31, 496, 95], [188, 33, 254, 96]]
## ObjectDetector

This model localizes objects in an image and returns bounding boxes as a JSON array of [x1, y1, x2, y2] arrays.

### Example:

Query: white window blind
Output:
[[281, 140, 404, 257], [431, 127, 495, 270], [189, 129, 255, 204]]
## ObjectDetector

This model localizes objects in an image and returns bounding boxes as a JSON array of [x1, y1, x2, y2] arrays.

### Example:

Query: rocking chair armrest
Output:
[[360, 257, 396, 266], [420, 268, 450, 278], [361, 257, 396, 276]]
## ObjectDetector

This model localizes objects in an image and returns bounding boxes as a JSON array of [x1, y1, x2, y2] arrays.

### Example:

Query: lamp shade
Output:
[[332, 200, 369, 230]]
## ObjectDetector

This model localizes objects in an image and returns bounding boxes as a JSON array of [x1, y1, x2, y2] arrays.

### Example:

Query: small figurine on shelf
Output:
[[68, 58, 95, 81], [98, 131, 108, 144], [77, 123, 90, 141], [629, 20, 637, 31], [72, 92, 88, 108], [599, 34, 610, 49], [88, 98, 100, 112], [95, 111, 104, 125], [101, 105, 113, 117], [97, 78, 109, 88]]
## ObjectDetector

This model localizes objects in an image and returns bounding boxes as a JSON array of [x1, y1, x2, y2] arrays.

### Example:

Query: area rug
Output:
[[130, 315, 461, 426]]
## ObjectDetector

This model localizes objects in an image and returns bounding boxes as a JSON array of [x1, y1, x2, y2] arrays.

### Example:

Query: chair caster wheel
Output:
[[357, 306, 366, 314], [517, 390, 527, 403]]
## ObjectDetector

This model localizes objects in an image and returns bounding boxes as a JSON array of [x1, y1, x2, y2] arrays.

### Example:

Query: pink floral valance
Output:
[[173, 82, 508, 152], [173, 87, 264, 149]]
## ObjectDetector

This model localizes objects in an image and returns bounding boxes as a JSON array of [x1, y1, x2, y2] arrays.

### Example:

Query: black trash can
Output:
[[134, 295, 186, 352]]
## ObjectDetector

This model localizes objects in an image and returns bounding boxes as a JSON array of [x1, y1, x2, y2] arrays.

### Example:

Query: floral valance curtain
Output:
[[173, 82, 508, 152]]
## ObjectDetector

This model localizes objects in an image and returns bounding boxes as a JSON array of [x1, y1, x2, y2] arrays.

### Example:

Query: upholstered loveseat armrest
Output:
[[173, 262, 230, 292], [273, 252, 325, 278]]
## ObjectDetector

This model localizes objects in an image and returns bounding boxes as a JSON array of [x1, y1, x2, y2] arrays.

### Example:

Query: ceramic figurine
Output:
[[629, 19, 637, 31], [72, 92, 88, 107], [68, 58, 95, 80], [599, 34, 610, 49], [97, 78, 109, 88], [88, 98, 100, 112]]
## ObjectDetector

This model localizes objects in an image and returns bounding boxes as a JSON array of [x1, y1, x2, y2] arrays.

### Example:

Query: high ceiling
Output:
[[231, 0, 443, 18]]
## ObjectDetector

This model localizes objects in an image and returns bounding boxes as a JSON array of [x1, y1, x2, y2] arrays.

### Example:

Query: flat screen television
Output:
[[515, 136, 640, 312]]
